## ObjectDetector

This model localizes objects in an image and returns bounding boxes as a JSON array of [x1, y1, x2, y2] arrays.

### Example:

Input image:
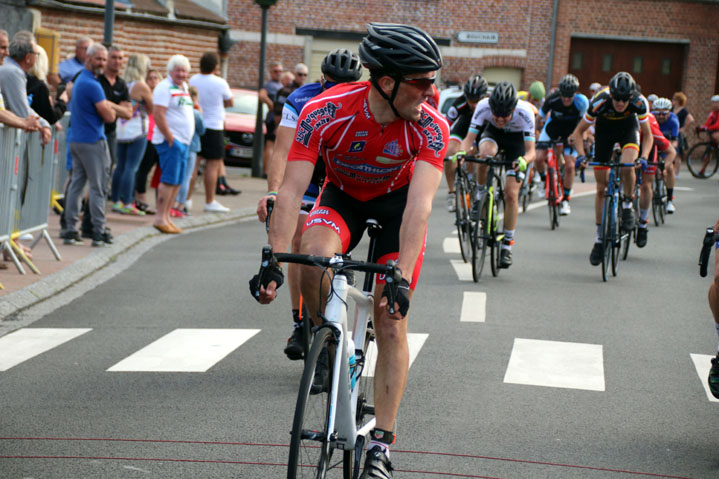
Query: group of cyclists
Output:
[[247, 21, 715, 478]]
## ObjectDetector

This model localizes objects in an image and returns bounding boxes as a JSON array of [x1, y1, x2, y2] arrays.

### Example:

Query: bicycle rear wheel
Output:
[[658, 178, 667, 224], [601, 195, 613, 282], [288, 327, 337, 479], [611, 207, 621, 277], [687, 143, 719, 178], [490, 192, 504, 277], [456, 176, 473, 263], [471, 194, 488, 282]]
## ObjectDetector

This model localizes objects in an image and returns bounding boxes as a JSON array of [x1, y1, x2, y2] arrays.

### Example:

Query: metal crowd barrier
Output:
[[52, 112, 70, 211], [0, 124, 62, 281]]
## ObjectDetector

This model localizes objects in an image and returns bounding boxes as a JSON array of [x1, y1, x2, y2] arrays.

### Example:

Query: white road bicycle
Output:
[[256, 220, 400, 479]]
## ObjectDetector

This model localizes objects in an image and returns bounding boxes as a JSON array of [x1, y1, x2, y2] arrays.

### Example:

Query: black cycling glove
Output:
[[382, 277, 411, 318], [249, 256, 284, 302]]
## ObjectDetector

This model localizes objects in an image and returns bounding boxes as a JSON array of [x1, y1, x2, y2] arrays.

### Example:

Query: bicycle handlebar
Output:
[[699, 227, 719, 278]]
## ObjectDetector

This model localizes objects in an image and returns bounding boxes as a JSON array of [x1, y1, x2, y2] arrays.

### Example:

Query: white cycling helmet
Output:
[[653, 97, 672, 111], [589, 82, 601, 93], [712, 95, 719, 102], [647, 94, 658, 103]]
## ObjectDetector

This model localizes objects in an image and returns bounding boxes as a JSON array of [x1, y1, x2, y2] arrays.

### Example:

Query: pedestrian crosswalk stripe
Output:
[[690, 354, 719, 402], [449, 259, 473, 281], [461, 292, 486, 322], [107, 329, 260, 372], [361, 333, 428, 377], [443, 237, 460, 254], [504, 338, 605, 391], [0, 328, 92, 372]]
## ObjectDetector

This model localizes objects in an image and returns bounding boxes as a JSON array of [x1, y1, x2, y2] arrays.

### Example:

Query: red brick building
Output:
[[226, 0, 719, 125]]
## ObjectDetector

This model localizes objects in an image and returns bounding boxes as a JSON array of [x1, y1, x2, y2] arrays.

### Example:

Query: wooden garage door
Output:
[[568, 38, 685, 99]]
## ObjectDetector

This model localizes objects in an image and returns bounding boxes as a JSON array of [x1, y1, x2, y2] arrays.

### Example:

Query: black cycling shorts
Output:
[[479, 124, 526, 161], [303, 182, 425, 289], [593, 118, 640, 165]]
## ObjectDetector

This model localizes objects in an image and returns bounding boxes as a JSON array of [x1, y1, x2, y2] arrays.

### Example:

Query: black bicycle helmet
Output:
[[321, 48, 363, 83], [464, 74, 488, 102], [609, 72, 636, 101], [558, 74, 579, 97], [358, 22, 442, 76], [489, 81, 518, 117]]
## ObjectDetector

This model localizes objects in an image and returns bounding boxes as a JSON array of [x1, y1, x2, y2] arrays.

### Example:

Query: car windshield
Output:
[[226, 92, 259, 115]]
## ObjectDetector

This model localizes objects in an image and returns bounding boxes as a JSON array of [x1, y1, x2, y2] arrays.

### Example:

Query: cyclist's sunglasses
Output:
[[611, 95, 630, 103], [401, 76, 436, 90], [655, 110, 670, 115]]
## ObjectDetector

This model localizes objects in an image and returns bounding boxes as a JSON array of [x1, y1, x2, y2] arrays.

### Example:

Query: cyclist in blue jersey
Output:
[[652, 97, 679, 213], [256, 49, 363, 360], [534, 74, 588, 215]]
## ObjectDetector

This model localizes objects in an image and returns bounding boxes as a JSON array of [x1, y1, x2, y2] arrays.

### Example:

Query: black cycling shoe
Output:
[[499, 248, 512, 269], [636, 223, 648, 248], [310, 347, 329, 395], [709, 354, 719, 399], [359, 446, 394, 479], [621, 207, 635, 231], [284, 324, 304, 361], [590, 242, 603, 266]]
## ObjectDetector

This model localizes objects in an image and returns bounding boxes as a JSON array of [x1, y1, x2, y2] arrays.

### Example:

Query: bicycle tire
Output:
[[601, 195, 613, 282], [288, 327, 337, 479], [621, 223, 631, 261], [687, 142, 719, 178], [659, 178, 667, 223], [651, 177, 661, 227], [490, 192, 504, 278], [472, 194, 488, 282], [455, 175, 472, 263], [547, 168, 557, 230], [611, 204, 621, 277], [302, 305, 312, 365]]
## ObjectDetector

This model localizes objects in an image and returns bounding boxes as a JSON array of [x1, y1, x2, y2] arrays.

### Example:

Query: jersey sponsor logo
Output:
[[335, 167, 393, 184], [376, 156, 406, 165], [383, 140, 403, 157], [355, 131, 369, 137], [333, 158, 403, 175], [296, 101, 339, 146], [308, 208, 330, 217], [516, 109, 532, 124], [363, 99, 371, 120], [306, 217, 342, 235], [418, 112, 446, 156], [349, 141, 366, 152]]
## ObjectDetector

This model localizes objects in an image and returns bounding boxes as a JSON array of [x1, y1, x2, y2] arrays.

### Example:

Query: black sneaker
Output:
[[81, 229, 94, 239], [709, 354, 719, 399], [284, 323, 304, 361], [92, 230, 113, 247], [311, 347, 329, 395], [636, 223, 648, 248], [63, 231, 84, 245], [621, 207, 635, 231], [590, 242, 603, 266], [360, 446, 393, 479], [499, 248, 512, 269]]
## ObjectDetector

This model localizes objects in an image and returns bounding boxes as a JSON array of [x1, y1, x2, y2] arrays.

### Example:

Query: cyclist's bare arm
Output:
[[460, 130, 479, 157], [257, 125, 295, 222], [572, 118, 591, 157], [260, 160, 315, 302], [523, 139, 536, 164], [639, 120, 654, 159]]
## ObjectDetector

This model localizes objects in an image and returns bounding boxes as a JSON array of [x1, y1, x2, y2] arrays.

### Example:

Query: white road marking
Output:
[[450, 259, 473, 281], [443, 237, 461, 254], [0, 328, 92, 371], [107, 329, 260, 372], [460, 292, 486, 322], [690, 354, 719, 402], [504, 338, 605, 391], [362, 333, 428, 377]]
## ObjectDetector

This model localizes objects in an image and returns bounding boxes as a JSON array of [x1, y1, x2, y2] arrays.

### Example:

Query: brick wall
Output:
[[37, 8, 220, 78]]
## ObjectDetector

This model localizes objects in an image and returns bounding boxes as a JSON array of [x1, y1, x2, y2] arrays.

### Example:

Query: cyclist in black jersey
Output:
[[572, 72, 654, 266], [444, 74, 488, 212]]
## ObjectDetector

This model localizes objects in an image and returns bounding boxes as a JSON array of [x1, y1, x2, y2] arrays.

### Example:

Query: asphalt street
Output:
[[1, 173, 718, 479]]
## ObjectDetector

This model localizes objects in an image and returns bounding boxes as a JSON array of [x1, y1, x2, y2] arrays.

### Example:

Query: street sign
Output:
[[457, 31, 499, 44]]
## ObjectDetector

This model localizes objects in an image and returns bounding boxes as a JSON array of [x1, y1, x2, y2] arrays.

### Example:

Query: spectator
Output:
[[259, 61, 283, 175], [62, 43, 116, 247], [112, 53, 153, 215], [59, 36, 92, 84], [293, 63, 308, 87], [27, 44, 67, 125], [272, 71, 296, 131], [0, 29, 37, 130], [189, 51, 233, 213], [672, 91, 695, 175], [133, 68, 162, 214], [151, 54, 194, 234], [0, 31, 50, 144], [0, 29, 8, 65], [173, 85, 204, 216], [699, 95, 719, 143], [100, 46, 132, 186], [589, 82, 602, 98]]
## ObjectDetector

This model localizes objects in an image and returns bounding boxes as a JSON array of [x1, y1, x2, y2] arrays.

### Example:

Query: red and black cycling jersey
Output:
[[288, 81, 449, 202], [584, 87, 648, 126], [703, 110, 719, 131], [445, 95, 475, 142]]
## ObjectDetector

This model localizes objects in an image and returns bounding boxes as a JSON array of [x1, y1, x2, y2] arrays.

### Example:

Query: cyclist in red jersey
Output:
[[250, 23, 448, 479], [697, 95, 719, 144], [634, 110, 676, 247]]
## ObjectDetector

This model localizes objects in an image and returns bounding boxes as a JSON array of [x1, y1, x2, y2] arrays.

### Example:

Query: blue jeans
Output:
[[112, 137, 148, 204], [176, 150, 197, 205]]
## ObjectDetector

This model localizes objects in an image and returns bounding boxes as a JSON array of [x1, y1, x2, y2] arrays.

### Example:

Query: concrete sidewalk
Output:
[[0, 168, 267, 321]]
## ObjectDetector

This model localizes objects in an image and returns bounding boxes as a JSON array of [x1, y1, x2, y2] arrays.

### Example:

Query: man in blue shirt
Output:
[[63, 43, 117, 247], [59, 36, 92, 84], [653, 97, 680, 213]]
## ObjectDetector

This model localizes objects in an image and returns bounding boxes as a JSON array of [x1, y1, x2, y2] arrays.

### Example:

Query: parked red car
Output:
[[224, 88, 268, 167]]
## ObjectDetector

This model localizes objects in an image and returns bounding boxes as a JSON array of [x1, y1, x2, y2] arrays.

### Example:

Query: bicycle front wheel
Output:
[[490, 192, 504, 277], [288, 327, 337, 479], [687, 142, 719, 178], [547, 168, 558, 230], [472, 194, 489, 282], [455, 176, 473, 263], [601, 195, 613, 282]]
